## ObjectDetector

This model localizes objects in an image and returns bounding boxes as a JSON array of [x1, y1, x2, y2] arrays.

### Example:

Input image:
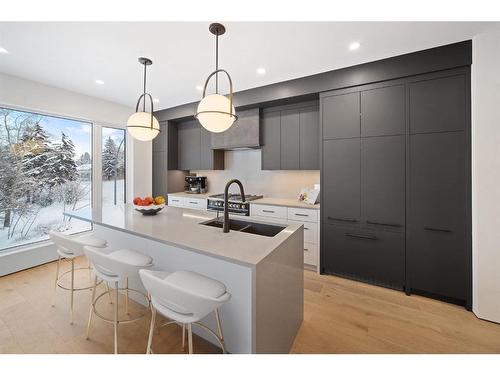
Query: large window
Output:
[[102, 126, 126, 206], [0, 107, 92, 251]]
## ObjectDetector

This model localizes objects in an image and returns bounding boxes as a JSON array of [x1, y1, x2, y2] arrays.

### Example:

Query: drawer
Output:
[[250, 215, 288, 225], [303, 242, 318, 266], [302, 221, 318, 244], [288, 207, 318, 223], [184, 198, 207, 210], [322, 224, 405, 288], [250, 204, 287, 219], [167, 195, 184, 207]]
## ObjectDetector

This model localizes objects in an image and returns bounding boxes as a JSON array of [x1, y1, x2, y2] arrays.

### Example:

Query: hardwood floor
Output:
[[1, 257, 499, 354]]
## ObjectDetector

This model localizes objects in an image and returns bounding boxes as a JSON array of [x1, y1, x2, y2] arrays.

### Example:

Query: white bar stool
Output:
[[139, 269, 231, 354], [84, 245, 153, 354], [49, 231, 107, 324]]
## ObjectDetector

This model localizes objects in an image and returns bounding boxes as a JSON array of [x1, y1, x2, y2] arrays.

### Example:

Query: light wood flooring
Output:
[[0, 256, 499, 354]]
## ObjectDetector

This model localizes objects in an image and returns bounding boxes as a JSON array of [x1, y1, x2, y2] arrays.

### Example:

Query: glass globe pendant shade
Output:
[[126, 111, 160, 141], [196, 93, 236, 133]]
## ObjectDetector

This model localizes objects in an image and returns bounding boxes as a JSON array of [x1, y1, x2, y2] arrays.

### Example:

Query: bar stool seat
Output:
[[84, 246, 153, 354], [50, 231, 107, 324], [140, 269, 231, 354]]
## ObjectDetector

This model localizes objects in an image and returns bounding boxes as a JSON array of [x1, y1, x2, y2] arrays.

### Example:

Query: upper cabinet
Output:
[[409, 74, 466, 134], [211, 108, 261, 150], [322, 92, 360, 139], [361, 85, 405, 137], [177, 120, 224, 171], [262, 101, 320, 170]]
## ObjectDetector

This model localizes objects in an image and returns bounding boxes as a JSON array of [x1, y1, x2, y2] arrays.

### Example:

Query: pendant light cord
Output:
[[215, 29, 219, 94]]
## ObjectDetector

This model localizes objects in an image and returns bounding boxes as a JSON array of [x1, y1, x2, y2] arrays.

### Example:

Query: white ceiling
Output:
[[0, 22, 494, 109]]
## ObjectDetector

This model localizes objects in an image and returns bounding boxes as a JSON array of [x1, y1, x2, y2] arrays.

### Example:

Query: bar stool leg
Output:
[[187, 323, 193, 354], [86, 275, 98, 339], [215, 308, 226, 353], [182, 324, 186, 349], [105, 283, 113, 304], [125, 277, 129, 315], [70, 258, 75, 324], [52, 255, 62, 307], [114, 281, 119, 354], [146, 307, 156, 354]]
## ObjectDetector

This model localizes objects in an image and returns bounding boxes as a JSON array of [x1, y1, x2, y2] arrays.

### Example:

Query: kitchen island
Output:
[[65, 204, 304, 353]]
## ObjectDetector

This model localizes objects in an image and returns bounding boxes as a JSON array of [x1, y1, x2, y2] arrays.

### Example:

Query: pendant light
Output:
[[195, 23, 238, 133], [127, 57, 160, 141]]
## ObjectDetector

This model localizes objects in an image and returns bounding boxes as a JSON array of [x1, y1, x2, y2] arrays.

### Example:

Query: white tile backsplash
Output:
[[191, 149, 320, 199]]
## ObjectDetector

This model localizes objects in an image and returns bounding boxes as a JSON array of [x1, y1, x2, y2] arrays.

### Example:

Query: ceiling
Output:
[[0, 22, 494, 110]]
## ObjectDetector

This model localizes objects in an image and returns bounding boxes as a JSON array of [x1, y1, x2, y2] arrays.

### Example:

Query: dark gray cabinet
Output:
[[262, 102, 320, 170], [280, 109, 300, 170], [299, 106, 320, 170], [261, 110, 281, 170], [323, 138, 360, 225], [177, 120, 224, 171], [322, 92, 360, 139], [361, 135, 405, 230], [408, 131, 466, 301], [361, 85, 405, 136], [409, 74, 466, 134], [153, 121, 179, 197], [211, 108, 261, 149]]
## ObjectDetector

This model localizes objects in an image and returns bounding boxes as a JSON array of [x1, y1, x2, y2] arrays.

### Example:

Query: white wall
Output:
[[192, 149, 320, 199], [0, 72, 152, 201], [472, 26, 500, 323]]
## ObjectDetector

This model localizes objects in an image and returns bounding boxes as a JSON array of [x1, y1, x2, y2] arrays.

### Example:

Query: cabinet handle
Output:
[[295, 213, 309, 217], [424, 226, 452, 233], [263, 210, 275, 213], [304, 227, 310, 230], [366, 220, 401, 227], [172, 199, 179, 202], [304, 248, 309, 252], [189, 201, 198, 204], [345, 233, 378, 240], [328, 216, 357, 223]]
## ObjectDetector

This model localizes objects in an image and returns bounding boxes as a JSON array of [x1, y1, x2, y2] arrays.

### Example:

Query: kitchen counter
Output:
[[252, 197, 320, 210], [65, 204, 301, 267]]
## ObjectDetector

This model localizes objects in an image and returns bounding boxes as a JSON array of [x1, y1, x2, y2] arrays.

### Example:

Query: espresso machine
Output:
[[185, 175, 208, 194]]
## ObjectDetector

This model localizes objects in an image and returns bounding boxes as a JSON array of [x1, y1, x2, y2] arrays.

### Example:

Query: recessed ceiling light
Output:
[[196, 85, 203, 91], [257, 67, 266, 75], [349, 42, 361, 51], [95, 79, 104, 85], [0, 46, 8, 54], [153, 98, 160, 103]]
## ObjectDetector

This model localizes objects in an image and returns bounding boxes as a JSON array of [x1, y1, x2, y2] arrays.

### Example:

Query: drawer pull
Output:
[[424, 226, 452, 233], [328, 216, 357, 223], [345, 233, 378, 240], [295, 213, 309, 217], [366, 220, 401, 227], [189, 201, 199, 204], [304, 227, 310, 230], [172, 199, 179, 202], [262, 210, 275, 213], [304, 248, 309, 252]]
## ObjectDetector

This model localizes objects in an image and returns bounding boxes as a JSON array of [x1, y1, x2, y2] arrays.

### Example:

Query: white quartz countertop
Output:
[[64, 204, 301, 267], [168, 192, 320, 210], [251, 197, 320, 210]]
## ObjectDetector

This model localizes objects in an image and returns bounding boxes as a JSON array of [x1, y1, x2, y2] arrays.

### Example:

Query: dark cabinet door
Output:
[[211, 108, 261, 149], [361, 135, 405, 231], [200, 127, 213, 170], [361, 85, 405, 137], [323, 225, 405, 289], [408, 131, 466, 300], [280, 109, 300, 170], [322, 138, 360, 225], [409, 74, 466, 134], [322, 92, 360, 140], [299, 106, 319, 170], [262, 110, 281, 170], [152, 151, 167, 197], [177, 120, 201, 171]]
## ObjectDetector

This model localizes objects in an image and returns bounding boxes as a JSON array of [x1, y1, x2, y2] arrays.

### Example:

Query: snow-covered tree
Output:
[[102, 137, 118, 180], [78, 151, 91, 166], [51, 132, 78, 186]]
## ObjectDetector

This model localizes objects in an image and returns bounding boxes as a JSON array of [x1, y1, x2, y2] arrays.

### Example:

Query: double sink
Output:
[[201, 217, 286, 237]]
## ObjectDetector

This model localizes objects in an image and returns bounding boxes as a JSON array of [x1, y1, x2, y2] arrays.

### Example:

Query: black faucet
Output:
[[223, 179, 245, 233]]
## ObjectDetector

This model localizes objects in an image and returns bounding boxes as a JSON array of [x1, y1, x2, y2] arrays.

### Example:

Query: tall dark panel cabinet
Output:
[[320, 69, 471, 308]]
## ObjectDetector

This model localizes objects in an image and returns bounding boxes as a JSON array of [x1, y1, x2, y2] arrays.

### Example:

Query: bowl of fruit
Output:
[[133, 196, 166, 216]]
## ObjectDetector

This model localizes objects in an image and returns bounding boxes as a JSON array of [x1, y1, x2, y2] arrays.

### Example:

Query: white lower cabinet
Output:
[[167, 195, 185, 208], [167, 195, 207, 211], [251, 204, 320, 270]]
